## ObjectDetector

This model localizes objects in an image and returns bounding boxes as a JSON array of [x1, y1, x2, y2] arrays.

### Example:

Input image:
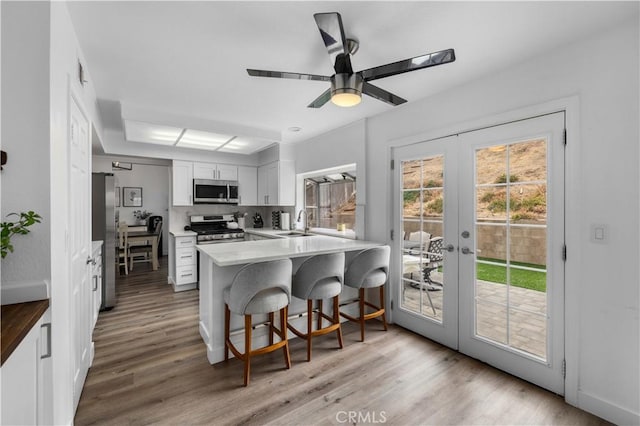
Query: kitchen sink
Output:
[[277, 232, 314, 237]]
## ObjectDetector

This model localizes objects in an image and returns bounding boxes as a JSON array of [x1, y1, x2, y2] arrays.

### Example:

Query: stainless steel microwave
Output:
[[193, 179, 239, 204]]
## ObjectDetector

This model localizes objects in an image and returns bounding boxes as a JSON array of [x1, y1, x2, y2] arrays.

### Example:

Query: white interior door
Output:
[[69, 92, 92, 410], [393, 113, 565, 394]]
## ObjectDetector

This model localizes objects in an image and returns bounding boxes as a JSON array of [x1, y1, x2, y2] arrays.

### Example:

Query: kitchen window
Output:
[[304, 170, 356, 237]]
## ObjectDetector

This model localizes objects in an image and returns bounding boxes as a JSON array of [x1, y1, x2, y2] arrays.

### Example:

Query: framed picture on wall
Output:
[[115, 186, 121, 207], [123, 187, 142, 207]]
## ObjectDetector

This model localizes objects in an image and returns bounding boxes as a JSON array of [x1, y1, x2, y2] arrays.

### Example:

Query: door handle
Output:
[[444, 244, 456, 252], [41, 323, 52, 359], [86, 256, 96, 265], [461, 247, 475, 255]]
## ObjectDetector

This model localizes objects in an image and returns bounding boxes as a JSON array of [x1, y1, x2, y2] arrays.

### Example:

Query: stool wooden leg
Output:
[[224, 304, 230, 361], [380, 285, 388, 331], [307, 299, 313, 362], [359, 288, 366, 342], [333, 295, 343, 349], [244, 315, 252, 387], [268, 312, 275, 346], [317, 299, 323, 330], [281, 307, 291, 369]]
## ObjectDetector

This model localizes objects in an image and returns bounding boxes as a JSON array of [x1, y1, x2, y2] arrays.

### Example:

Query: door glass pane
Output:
[[477, 187, 508, 223], [400, 155, 445, 322], [474, 139, 548, 361], [476, 300, 507, 344], [476, 145, 507, 185]]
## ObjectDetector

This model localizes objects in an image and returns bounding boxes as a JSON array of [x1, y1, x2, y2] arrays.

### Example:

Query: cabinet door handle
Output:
[[41, 323, 52, 359]]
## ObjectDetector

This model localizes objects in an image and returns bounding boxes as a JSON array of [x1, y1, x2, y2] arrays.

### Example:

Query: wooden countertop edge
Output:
[[1, 299, 49, 366]]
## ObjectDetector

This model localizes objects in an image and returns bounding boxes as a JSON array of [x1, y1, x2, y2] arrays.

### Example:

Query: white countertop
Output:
[[244, 228, 290, 239], [170, 230, 198, 237], [196, 235, 381, 267], [245, 227, 357, 240]]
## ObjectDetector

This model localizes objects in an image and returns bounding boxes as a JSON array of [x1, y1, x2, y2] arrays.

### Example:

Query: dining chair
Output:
[[129, 221, 162, 271], [117, 221, 129, 275]]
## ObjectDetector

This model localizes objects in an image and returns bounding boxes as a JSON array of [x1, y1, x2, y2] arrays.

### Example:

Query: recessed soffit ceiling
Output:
[[67, 1, 638, 151], [123, 120, 275, 155]]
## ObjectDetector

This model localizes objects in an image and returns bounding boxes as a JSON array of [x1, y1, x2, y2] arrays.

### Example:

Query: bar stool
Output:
[[287, 252, 345, 361], [340, 246, 391, 342], [223, 258, 293, 386]]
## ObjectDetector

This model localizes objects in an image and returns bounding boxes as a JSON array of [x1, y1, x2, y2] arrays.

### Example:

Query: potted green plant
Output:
[[133, 210, 152, 226], [1, 211, 42, 258]]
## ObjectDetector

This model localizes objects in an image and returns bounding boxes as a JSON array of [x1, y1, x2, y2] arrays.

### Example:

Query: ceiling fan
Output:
[[247, 12, 456, 108]]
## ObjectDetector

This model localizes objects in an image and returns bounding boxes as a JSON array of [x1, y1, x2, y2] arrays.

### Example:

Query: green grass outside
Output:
[[476, 257, 547, 292]]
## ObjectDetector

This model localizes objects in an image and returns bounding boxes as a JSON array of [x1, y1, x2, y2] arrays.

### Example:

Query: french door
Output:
[[392, 113, 565, 394]]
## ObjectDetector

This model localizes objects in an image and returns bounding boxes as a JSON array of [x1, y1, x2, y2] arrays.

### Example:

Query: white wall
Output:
[[93, 156, 170, 254], [360, 19, 638, 425], [0, 2, 51, 285]]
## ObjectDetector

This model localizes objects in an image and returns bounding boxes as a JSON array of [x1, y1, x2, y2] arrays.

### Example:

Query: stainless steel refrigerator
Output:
[[92, 173, 117, 310]]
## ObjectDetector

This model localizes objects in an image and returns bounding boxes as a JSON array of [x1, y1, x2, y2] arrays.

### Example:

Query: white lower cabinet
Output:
[[169, 233, 198, 291], [1, 307, 52, 425]]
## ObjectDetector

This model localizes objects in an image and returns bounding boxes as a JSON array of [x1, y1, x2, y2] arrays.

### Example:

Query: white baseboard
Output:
[[172, 282, 197, 292], [578, 390, 639, 425]]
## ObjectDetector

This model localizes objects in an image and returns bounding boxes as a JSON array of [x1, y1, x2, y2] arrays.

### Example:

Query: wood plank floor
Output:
[[75, 258, 607, 425]]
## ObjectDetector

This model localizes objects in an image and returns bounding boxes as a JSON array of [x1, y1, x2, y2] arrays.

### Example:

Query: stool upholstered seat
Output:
[[223, 258, 293, 386], [288, 252, 345, 361], [340, 245, 391, 342]]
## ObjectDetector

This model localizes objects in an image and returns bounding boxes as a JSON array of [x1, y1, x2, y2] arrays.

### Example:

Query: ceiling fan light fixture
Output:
[[331, 91, 361, 107], [330, 73, 363, 107]]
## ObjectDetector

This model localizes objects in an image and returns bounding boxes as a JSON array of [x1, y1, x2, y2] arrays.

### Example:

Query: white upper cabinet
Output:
[[172, 160, 194, 206], [238, 166, 258, 206], [193, 162, 238, 181], [257, 160, 295, 206]]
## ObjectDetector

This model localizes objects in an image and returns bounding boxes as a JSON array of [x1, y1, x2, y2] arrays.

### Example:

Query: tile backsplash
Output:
[[170, 204, 297, 232]]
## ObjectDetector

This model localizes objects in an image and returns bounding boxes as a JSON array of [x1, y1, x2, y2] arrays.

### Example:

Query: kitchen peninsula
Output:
[[196, 235, 381, 364]]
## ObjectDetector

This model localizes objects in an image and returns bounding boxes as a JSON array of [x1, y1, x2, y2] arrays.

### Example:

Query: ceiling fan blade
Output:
[[307, 88, 332, 108], [313, 12, 352, 74], [360, 48, 456, 82], [362, 82, 407, 106], [247, 69, 330, 82]]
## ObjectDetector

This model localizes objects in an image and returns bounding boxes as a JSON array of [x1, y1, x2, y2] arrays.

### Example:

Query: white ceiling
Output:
[[67, 1, 637, 153]]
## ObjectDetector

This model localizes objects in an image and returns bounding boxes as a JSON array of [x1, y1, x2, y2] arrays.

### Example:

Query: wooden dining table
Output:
[[127, 230, 159, 271]]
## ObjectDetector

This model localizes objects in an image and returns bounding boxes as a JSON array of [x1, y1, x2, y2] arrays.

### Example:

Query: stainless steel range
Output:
[[189, 215, 244, 244]]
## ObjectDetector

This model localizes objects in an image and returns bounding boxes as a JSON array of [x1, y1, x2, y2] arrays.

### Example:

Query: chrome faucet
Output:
[[297, 209, 309, 234]]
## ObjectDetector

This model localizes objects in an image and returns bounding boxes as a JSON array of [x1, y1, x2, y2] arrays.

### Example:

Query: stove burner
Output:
[[190, 214, 244, 244]]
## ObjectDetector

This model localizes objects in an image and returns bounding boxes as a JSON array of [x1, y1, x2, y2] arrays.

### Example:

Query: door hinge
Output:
[[562, 359, 566, 378], [390, 229, 394, 240], [390, 159, 395, 170], [563, 129, 567, 146], [562, 244, 567, 261]]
